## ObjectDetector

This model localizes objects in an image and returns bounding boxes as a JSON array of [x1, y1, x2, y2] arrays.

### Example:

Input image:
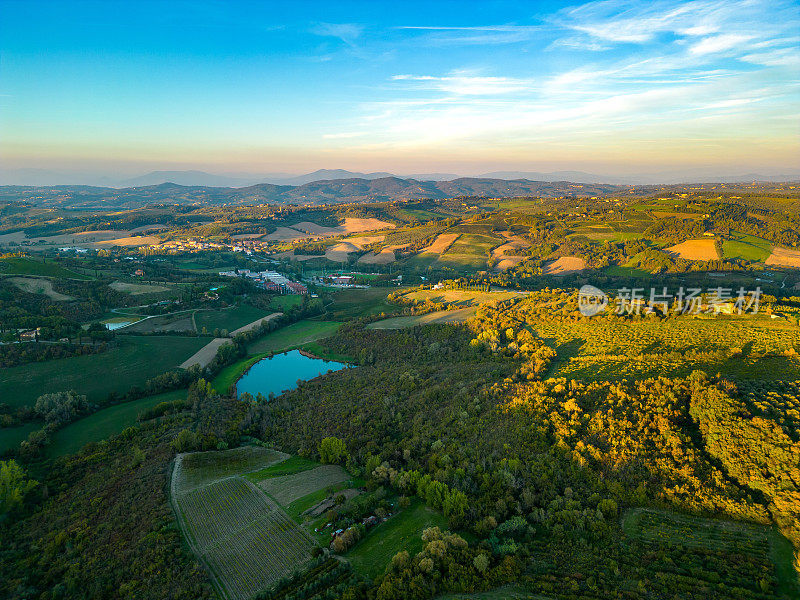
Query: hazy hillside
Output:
[[0, 176, 632, 209]]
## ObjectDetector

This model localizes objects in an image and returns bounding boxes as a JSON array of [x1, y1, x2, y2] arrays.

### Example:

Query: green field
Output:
[[324, 287, 402, 319], [723, 231, 773, 262], [346, 498, 449, 579], [0, 256, 90, 279], [438, 233, 499, 268], [268, 295, 305, 310], [0, 423, 40, 454], [244, 455, 318, 481], [247, 320, 341, 354], [194, 304, 276, 334], [0, 335, 208, 408], [46, 389, 187, 458]]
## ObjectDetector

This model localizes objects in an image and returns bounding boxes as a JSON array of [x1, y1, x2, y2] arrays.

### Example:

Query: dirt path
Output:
[[179, 338, 231, 369], [229, 312, 283, 337]]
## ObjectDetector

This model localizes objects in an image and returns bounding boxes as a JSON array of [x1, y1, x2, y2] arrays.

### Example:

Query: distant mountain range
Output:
[[0, 177, 631, 210], [2, 167, 798, 188]]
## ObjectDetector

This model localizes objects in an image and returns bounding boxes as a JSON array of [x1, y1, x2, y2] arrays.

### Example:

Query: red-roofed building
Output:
[[284, 281, 308, 295]]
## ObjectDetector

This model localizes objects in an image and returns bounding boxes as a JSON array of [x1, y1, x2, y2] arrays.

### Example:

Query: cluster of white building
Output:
[[218, 269, 307, 294]]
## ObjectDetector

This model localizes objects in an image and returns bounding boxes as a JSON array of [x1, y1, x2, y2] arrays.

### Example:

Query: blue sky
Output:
[[1, 0, 798, 177]]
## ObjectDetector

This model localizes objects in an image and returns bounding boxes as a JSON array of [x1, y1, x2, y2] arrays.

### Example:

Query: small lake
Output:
[[236, 349, 348, 400]]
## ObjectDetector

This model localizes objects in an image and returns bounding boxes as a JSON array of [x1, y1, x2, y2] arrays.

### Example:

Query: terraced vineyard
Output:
[[171, 447, 317, 600]]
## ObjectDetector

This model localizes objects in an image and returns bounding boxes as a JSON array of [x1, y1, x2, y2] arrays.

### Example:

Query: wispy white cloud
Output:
[[395, 24, 540, 46], [742, 47, 800, 67], [391, 72, 533, 96], [322, 1, 800, 168], [689, 33, 753, 55], [310, 22, 363, 47]]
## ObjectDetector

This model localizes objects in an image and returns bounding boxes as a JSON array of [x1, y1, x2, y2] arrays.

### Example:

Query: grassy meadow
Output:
[[194, 303, 276, 334], [0, 423, 40, 454], [346, 498, 449, 579], [46, 389, 187, 458], [0, 256, 91, 279], [722, 231, 773, 262], [0, 335, 207, 408]]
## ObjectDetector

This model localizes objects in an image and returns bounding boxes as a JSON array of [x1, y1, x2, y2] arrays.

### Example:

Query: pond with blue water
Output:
[[235, 349, 348, 399]]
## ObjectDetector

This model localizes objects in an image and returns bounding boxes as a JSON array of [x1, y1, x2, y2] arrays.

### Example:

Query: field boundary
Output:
[[171, 449, 317, 600]]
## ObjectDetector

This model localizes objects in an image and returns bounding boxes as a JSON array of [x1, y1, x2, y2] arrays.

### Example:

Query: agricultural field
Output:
[[722, 231, 773, 262], [244, 455, 319, 481], [268, 294, 305, 310], [665, 238, 719, 261], [542, 256, 586, 275], [124, 311, 196, 333], [0, 256, 90, 279], [108, 280, 171, 294], [441, 233, 500, 266], [195, 304, 277, 334], [402, 288, 524, 307], [246, 320, 341, 355], [766, 246, 800, 268], [256, 464, 350, 505], [367, 307, 476, 329], [7, 276, 73, 300], [180, 337, 230, 369], [175, 446, 289, 492], [0, 335, 208, 408], [0, 423, 40, 455], [622, 509, 797, 598], [323, 287, 402, 320], [171, 448, 316, 600], [382, 224, 446, 248], [46, 389, 187, 458], [346, 499, 449, 579]]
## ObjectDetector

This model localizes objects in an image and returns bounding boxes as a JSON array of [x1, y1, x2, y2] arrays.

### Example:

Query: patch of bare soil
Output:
[[8, 277, 73, 300], [665, 239, 719, 261], [543, 256, 587, 275], [420, 233, 460, 254], [765, 246, 800, 268]]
